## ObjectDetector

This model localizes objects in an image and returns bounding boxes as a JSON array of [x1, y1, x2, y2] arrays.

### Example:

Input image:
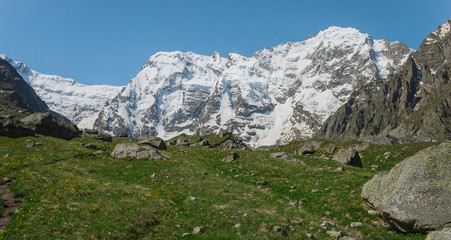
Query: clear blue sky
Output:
[[1, 0, 449, 86]]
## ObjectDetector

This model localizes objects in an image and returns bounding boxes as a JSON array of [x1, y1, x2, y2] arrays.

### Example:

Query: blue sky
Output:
[[1, 0, 449, 86]]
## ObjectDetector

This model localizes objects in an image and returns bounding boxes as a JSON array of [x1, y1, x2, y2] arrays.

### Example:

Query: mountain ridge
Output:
[[315, 20, 451, 143]]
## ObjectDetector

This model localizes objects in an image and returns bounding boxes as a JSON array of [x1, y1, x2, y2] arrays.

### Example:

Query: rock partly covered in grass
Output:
[[361, 142, 451, 233], [138, 134, 167, 150], [271, 152, 306, 165], [211, 134, 250, 151], [295, 140, 322, 155], [111, 143, 167, 160], [332, 149, 362, 167], [323, 143, 337, 154], [83, 129, 112, 142]]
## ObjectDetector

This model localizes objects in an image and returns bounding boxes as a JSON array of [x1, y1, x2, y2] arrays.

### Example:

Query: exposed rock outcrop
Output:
[[316, 20, 451, 143], [361, 142, 451, 233]]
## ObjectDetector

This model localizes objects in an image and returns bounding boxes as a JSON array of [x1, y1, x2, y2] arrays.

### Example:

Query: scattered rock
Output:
[[361, 142, 451, 233], [3, 153, 10, 158], [332, 149, 362, 167], [271, 152, 306, 165], [257, 180, 268, 186], [341, 237, 356, 240], [371, 165, 380, 171], [82, 143, 97, 149], [291, 219, 305, 226], [111, 143, 166, 160], [306, 233, 313, 238], [92, 150, 104, 156], [82, 129, 112, 142], [320, 221, 335, 229], [189, 196, 196, 201], [176, 136, 190, 147], [168, 139, 177, 146], [234, 223, 241, 228], [182, 233, 192, 237], [126, 165, 133, 169], [138, 134, 167, 150], [426, 228, 451, 240], [324, 143, 337, 154], [26, 142, 42, 148], [295, 140, 322, 155], [272, 226, 287, 235], [336, 167, 345, 172], [222, 152, 239, 163], [384, 152, 391, 159], [192, 226, 205, 234], [350, 222, 363, 227], [211, 134, 250, 151], [327, 230, 344, 239]]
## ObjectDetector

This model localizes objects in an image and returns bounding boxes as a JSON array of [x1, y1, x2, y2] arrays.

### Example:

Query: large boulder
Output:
[[138, 134, 167, 150], [0, 118, 34, 138], [176, 136, 190, 147], [332, 149, 362, 167], [20, 113, 80, 140], [111, 143, 166, 160], [295, 140, 322, 155], [426, 228, 451, 240], [361, 142, 451, 233]]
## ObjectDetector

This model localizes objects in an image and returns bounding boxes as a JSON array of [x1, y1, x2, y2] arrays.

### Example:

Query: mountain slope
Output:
[[95, 27, 412, 147], [0, 58, 50, 113], [0, 55, 123, 129], [315, 20, 451, 142]]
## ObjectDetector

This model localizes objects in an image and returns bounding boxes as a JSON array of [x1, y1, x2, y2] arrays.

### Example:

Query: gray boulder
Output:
[[21, 113, 80, 140], [426, 228, 451, 240], [111, 143, 166, 160], [222, 152, 239, 163], [361, 142, 451, 233], [138, 134, 167, 150], [323, 143, 337, 154], [271, 152, 306, 165], [83, 129, 112, 142], [0, 119, 34, 138], [332, 149, 362, 167], [295, 140, 322, 155], [176, 136, 190, 147]]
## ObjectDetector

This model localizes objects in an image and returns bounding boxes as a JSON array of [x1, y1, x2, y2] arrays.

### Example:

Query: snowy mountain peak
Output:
[[95, 27, 413, 147], [425, 19, 451, 44], [0, 54, 123, 129]]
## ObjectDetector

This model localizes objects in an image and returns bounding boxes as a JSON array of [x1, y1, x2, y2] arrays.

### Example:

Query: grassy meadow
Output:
[[0, 135, 439, 239]]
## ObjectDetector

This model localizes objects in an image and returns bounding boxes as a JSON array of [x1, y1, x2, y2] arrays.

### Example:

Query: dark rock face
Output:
[[0, 58, 49, 113], [20, 113, 80, 140], [316, 20, 451, 143], [0, 58, 81, 140], [361, 142, 451, 233]]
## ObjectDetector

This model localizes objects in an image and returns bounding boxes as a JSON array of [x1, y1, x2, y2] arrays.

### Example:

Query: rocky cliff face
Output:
[[315, 20, 451, 142], [0, 58, 50, 113], [0, 55, 123, 129], [94, 27, 412, 146]]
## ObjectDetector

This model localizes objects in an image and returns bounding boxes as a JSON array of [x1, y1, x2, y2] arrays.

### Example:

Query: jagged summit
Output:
[[315, 20, 451, 143]]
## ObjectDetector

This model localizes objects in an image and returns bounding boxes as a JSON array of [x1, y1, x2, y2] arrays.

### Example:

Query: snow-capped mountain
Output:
[[0, 54, 123, 129], [95, 26, 413, 147]]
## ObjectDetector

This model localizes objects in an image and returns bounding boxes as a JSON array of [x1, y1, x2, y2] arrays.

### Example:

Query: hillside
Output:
[[0, 134, 440, 239]]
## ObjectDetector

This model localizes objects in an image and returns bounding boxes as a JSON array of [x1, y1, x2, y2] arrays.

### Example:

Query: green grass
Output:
[[0, 135, 439, 239]]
